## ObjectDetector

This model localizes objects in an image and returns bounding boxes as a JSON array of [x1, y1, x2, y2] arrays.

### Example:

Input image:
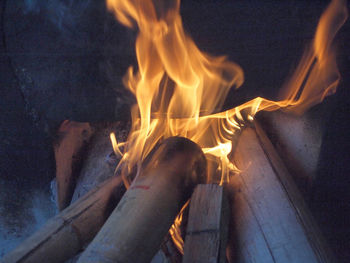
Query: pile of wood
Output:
[[1, 120, 335, 263]]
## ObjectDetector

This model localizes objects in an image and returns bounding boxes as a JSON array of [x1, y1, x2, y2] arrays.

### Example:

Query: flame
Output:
[[107, 0, 347, 254], [110, 132, 123, 156], [168, 200, 189, 255], [107, 0, 245, 183]]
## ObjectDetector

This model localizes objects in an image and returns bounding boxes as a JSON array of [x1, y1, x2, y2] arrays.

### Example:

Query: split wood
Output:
[[226, 123, 335, 263], [182, 184, 229, 263]]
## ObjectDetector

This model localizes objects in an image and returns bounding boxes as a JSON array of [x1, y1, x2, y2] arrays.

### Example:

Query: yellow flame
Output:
[[168, 200, 189, 255], [279, 0, 348, 114], [110, 132, 123, 156], [107, 0, 347, 255], [107, 0, 246, 183]]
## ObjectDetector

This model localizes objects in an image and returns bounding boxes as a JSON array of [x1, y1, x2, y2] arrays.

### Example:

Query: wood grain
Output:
[[182, 184, 229, 263], [226, 125, 335, 263]]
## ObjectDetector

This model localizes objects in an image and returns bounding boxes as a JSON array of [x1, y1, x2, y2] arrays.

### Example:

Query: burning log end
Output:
[[77, 136, 207, 263], [141, 136, 208, 198]]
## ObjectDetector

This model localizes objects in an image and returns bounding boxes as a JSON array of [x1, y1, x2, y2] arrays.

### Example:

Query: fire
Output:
[[106, 0, 347, 254], [107, 0, 244, 184]]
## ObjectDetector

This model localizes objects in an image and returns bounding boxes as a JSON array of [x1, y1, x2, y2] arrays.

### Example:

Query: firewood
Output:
[[54, 120, 94, 210], [226, 124, 335, 263], [1, 175, 125, 263], [77, 136, 207, 263], [182, 184, 229, 263]]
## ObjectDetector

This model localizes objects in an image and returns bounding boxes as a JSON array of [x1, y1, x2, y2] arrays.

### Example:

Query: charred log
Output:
[[77, 136, 207, 263]]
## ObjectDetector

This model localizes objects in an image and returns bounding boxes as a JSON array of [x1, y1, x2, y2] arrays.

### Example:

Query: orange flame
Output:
[[107, 0, 347, 253], [108, 0, 347, 184], [107, 0, 245, 183]]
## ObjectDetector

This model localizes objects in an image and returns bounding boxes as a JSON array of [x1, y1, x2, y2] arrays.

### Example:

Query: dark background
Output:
[[0, 0, 349, 261]]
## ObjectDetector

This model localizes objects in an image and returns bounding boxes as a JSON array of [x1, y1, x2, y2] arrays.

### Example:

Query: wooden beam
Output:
[[226, 124, 335, 263], [182, 184, 229, 263]]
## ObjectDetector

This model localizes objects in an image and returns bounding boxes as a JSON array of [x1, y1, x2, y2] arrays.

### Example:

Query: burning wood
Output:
[[2, 0, 348, 261], [77, 136, 207, 263], [103, 0, 348, 199]]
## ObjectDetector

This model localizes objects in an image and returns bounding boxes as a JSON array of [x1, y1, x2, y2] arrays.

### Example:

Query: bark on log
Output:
[[77, 136, 207, 263], [226, 123, 335, 263], [54, 120, 94, 210], [182, 184, 229, 263], [1, 175, 125, 263]]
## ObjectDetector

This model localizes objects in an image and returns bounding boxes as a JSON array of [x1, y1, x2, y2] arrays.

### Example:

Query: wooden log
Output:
[[54, 120, 94, 210], [182, 184, 229, 263], [1, 175, 125, 263], [77, 136, 207, 263], [226, 124, 335, 263]]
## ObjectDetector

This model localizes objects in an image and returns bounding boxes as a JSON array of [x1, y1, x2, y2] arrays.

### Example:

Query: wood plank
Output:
[[226, 125, 335, 263], [226, 174, 275, 263], [182, 184, 229, 263]]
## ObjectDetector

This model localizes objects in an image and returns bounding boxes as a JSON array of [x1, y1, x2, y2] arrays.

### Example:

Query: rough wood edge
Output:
[[254, 121, 335, 263], [182, 184, 229, 263]]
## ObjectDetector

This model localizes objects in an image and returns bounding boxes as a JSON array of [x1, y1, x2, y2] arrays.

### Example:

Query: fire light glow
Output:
[[107, 0, 347, 254]]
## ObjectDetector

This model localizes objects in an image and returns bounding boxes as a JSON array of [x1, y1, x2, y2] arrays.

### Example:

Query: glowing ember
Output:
[[106, 0, 347, 254]]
